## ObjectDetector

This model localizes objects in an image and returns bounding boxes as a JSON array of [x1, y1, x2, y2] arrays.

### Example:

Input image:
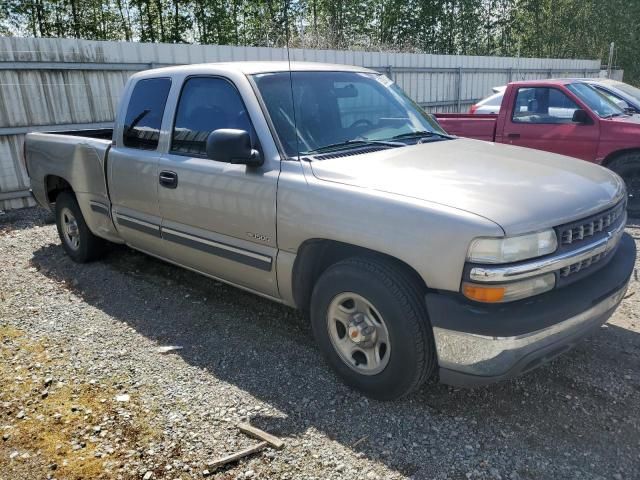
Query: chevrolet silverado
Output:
[[25, 63, 636, 399]]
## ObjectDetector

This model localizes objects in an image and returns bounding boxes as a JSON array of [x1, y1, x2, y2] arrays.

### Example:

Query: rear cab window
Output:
[[123, 77, 172, 150]]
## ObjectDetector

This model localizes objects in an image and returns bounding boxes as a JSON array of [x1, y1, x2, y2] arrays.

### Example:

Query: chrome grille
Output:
[[558, 201, 625, 246], [559, 251, 608, 278], [469, 201, 626, 284]]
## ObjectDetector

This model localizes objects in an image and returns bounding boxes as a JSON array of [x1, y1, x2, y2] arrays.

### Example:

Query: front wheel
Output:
[[310, 257, 437, 400], [608, 152, 640, 217], [55, 191, 108, 262]]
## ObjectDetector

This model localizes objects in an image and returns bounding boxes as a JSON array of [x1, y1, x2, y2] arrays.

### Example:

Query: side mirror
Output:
[[206, 129, 262, 166], [572, 109, 590, 124]]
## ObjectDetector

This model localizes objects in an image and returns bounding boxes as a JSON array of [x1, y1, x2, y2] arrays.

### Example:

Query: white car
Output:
[[469, 86, 505, 114]]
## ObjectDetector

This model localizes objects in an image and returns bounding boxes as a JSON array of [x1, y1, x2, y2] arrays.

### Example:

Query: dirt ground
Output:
[[1, 207, 639, 480]]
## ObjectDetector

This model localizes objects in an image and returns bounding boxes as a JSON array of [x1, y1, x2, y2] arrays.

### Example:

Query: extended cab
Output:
[[25, 63, 636, 399], [435, 80, 640, 214]]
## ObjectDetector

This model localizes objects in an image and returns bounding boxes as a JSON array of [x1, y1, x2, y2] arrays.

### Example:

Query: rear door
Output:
[[500, 86, 599, 161], [157, 75, 279, 297], [108, 77, 172, 253]]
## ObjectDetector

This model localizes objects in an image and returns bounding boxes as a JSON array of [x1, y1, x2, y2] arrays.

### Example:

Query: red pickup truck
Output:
[[434, 80, 640, 214]]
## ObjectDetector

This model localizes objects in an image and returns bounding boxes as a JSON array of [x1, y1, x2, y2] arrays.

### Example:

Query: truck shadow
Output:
[[30, 239, 640, 478]]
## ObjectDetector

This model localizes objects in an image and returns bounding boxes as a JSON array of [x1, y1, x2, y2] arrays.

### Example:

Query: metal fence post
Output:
[[507, 67, 513, 83], [386, 65, 394, 81], [456, 67, 462, 112]]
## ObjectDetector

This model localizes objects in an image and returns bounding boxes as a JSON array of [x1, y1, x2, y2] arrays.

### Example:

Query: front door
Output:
[[109, 77, 172, 254], [157, 76, 279, 297], [501, 86, 599, 161]]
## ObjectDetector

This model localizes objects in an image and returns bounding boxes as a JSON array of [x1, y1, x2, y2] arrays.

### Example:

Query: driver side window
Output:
[[512, 87, 579, 124], [171, 76, 253, 158]]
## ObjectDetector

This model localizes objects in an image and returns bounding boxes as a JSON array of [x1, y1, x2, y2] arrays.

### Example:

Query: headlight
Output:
[[462, 273, 556, 303], [467, 229, 557, 264]]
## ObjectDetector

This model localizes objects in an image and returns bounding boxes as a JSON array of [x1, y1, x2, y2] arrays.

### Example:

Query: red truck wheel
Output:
[[608, 152, 640, 217]]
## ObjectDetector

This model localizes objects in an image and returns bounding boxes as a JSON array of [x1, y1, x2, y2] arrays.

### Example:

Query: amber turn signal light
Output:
[[462, 273, 555, 303], [462, 283, 506, 303]]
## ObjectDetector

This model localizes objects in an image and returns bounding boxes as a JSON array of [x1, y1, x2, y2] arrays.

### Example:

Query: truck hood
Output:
[[603, 113, 640, 133], [609, 114, 640, 125], [309, 138, 625, 234]]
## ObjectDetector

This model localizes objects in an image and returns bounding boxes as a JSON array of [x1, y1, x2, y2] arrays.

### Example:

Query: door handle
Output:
[[159, 170, 178, 189], [507, 133, 521, 139]]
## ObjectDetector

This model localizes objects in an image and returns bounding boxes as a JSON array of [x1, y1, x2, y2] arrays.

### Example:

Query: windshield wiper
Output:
[[390, 130, 453, 140], [306, 139, 404, 154], [603, 112, 624, 119]]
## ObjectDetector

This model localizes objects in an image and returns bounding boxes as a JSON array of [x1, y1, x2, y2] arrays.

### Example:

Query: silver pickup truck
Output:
[[25, 62, 636, 400]]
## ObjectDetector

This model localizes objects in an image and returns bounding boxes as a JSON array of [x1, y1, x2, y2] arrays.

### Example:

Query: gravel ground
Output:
[[1, 207, 639, 480]]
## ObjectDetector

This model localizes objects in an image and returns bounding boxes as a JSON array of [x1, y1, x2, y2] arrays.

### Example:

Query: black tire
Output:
[[55, 191, 108, 262], [310, 256, 436, 400], [607, 152, 640, 217]]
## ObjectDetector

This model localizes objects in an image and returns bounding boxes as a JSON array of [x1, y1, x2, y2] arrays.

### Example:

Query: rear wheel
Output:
[[310, 257, 436, 400], [608, 152, 640, 217], [55, 191, 108, 262]]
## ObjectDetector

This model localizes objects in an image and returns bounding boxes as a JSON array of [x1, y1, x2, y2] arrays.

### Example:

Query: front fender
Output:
[[276, 161, 504, 293]]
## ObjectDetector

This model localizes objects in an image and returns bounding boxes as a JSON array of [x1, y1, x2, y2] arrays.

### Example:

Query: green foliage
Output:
[[508, 0, 639, 85], [0, 0, 638, 84]]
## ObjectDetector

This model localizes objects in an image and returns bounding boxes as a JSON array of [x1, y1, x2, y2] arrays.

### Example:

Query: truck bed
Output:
[[434, 113, 497, 142], [45, 128, 114, 141], [25, 131, 113, 210], [24, 129, 123, 242]]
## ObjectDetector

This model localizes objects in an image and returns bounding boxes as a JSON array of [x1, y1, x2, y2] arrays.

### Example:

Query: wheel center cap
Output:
[[348, 313, 376, 346], [67, 222, 78, 236]]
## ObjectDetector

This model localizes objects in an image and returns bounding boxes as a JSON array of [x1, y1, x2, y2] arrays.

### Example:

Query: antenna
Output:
[[285, 3, 301, 161], [515, 42, 524, 81]]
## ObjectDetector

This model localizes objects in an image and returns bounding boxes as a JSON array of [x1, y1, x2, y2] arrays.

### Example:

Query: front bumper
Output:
[[427, 233, 636, 387]]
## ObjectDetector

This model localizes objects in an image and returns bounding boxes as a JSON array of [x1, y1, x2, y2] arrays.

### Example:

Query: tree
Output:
[[1, 0, 638, 85]]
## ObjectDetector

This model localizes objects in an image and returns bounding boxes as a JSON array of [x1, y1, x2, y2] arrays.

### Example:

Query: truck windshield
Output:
[[566, 83, 625, 118], [252, 71, 448, 157]]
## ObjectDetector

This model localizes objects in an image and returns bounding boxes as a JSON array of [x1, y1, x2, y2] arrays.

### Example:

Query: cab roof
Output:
[[134, 61, 377, 78], [508, 78, 581, 87]]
